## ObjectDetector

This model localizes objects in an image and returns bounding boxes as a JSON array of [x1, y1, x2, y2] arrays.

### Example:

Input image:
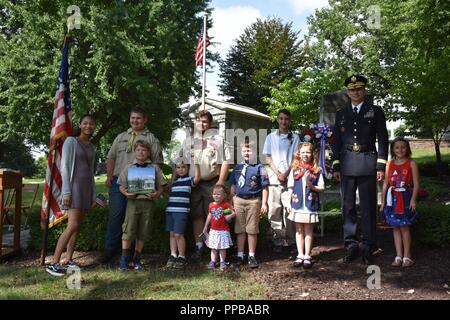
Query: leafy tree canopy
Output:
[[0, 0, 211, 158], [266, 0, 450, 176], [218, 17, 305, 114]]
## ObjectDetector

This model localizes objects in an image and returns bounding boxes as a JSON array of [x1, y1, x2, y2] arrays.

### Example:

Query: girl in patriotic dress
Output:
[[380, 137, 419, 267], [287, 142, 325, 269], [202, 185, 236, 270]]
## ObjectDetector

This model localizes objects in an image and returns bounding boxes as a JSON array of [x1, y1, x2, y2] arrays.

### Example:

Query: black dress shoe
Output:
[[343, 247, 360, 263], [361, 251, 375, 265]]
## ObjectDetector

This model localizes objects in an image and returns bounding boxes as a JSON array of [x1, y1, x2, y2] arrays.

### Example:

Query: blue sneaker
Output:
[[133, 257, 143, 270], [46, 263, 66, 277], [207, 261, 216, 269], [118, 256, 129, 271]]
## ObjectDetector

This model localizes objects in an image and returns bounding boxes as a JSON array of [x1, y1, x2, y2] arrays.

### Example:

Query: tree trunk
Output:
[[433, 139, 443, 180]]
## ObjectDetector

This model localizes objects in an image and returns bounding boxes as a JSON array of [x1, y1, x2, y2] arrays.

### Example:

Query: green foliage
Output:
[[0, 135, 36, 177], [219, 17, 305, 114], [33, 156, 48, 179], [413, 203, 450, 247], [304, 0, 450, 176], [0, 0, 211, 152], [265, 70, 342, 129], [29, 197, 170, 253]]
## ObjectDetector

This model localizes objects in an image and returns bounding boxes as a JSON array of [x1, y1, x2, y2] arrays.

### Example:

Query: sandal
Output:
[[293, 257, 304, 268], [302, 257, 313, 269], [402, 257, 415, 267], [391, 256, 403, 267]]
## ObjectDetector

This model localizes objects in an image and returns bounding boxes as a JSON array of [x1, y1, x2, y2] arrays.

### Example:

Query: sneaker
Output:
[[248, 256, 259, 269], [190, 247, 205, 263], [219, 261, 227, 271], [133, 257, 143, 270], [62, 260, 79, 268], [233, 255, 245, 266], [166, 255, 177, 268], [118, 255, 129, 271], [46, 263, 66, 277], [207, 261, 216, 269], [174, 257, 187, 269]]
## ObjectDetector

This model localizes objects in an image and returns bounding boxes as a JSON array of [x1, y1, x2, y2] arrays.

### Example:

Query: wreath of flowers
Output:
[[299, 123, 333, 179]]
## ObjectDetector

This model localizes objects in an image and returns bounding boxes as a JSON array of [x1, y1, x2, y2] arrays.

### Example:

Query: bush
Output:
[[413, 203, 450, 247], [314, 200, 343, 233], [418, 162, 449, 177], [29, 197, 172, 253], [29, 206, 108, 252]]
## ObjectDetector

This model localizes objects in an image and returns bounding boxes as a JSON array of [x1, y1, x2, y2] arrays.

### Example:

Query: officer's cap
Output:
[[345, 74, 367, 89]]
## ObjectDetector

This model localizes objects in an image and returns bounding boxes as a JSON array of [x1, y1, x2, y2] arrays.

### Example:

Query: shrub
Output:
[[29, 197, 174, 253], [413, 203, 450, 248], [314, 200, 343, 233], [29, 206, 108, 252]]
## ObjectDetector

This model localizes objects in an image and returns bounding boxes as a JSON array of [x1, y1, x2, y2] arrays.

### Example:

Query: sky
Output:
[[205, 0, 329, 98], [204, 0, 400, 133]]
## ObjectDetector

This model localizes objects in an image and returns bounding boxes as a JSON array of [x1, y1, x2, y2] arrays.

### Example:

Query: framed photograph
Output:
[[127, 166, 156, 195]]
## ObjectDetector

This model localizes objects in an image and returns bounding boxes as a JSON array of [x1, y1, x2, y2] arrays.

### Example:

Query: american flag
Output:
[[195, 28, 210, 67], [41, 38, 73, 229]]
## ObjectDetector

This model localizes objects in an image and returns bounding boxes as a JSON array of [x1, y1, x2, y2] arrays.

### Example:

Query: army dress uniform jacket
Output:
[[331, 103, 388, 176]]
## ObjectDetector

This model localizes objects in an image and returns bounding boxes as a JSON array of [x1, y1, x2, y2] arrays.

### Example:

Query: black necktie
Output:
[[353, 107, 358, 115]]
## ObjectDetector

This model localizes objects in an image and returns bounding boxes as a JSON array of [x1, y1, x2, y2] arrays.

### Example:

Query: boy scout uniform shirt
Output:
[[229, 162, 270, 198], [117, 160, 167, 193], [331, 103, 389, 176], [107, 128, 164, 177], [186, 130, 231, 181]]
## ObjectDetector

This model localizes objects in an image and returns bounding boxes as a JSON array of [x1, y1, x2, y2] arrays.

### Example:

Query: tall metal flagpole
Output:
[[40, 141, 58, 266], [201, 14, 207, 110]]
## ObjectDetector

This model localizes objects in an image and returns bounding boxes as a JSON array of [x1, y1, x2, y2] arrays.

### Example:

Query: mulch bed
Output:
[[251, 226, 450, 300], [4, 226, 450, 300]]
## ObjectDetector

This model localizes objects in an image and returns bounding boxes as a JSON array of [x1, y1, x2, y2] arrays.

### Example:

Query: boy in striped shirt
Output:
[[166, 161, 200, 268]]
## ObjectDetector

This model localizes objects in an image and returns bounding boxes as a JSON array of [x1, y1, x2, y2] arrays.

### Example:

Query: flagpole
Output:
[[40, 34, 71, 266], [201, 14, 207, 110], [40, 142, 58, 266]]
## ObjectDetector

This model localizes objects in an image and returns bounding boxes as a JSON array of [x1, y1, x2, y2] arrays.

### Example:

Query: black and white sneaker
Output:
[[174, 257, 187, 269], [248, 256, 259, 269], [46, 263, 66, 277]]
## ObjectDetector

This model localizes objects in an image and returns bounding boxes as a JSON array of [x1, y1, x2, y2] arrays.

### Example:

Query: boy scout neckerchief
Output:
[[238, 161, 249, 188], [126, 131, 137, 153]]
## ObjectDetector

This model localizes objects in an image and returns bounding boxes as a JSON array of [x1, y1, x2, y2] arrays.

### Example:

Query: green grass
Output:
[[0, 265, 268, 300], [411, 147, 450, 165]]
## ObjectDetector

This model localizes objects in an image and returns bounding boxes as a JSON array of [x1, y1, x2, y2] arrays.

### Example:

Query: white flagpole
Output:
[[201, 14, 207, 110]]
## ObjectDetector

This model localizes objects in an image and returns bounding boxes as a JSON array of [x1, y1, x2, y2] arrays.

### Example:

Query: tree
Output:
[[269, 0, 450, 178], [0, 136, 37, 177], [0, 0, 211, 153], [218, 17, 305, 114], [265, 69, 343, 129]]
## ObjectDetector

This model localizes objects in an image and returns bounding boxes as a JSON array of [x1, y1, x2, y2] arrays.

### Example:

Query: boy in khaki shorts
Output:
[[229, 141, 269, 268], [117, 140, 166, 270]]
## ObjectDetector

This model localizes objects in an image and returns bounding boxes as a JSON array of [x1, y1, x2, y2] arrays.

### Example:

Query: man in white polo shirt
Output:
[[263, 109, 300, 253]]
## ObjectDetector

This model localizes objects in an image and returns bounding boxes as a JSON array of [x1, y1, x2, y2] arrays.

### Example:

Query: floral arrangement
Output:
[[299, 123, 334, 179]]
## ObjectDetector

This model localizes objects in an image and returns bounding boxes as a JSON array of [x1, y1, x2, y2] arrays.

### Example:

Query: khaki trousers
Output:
[[267, 184, 296, 246]]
